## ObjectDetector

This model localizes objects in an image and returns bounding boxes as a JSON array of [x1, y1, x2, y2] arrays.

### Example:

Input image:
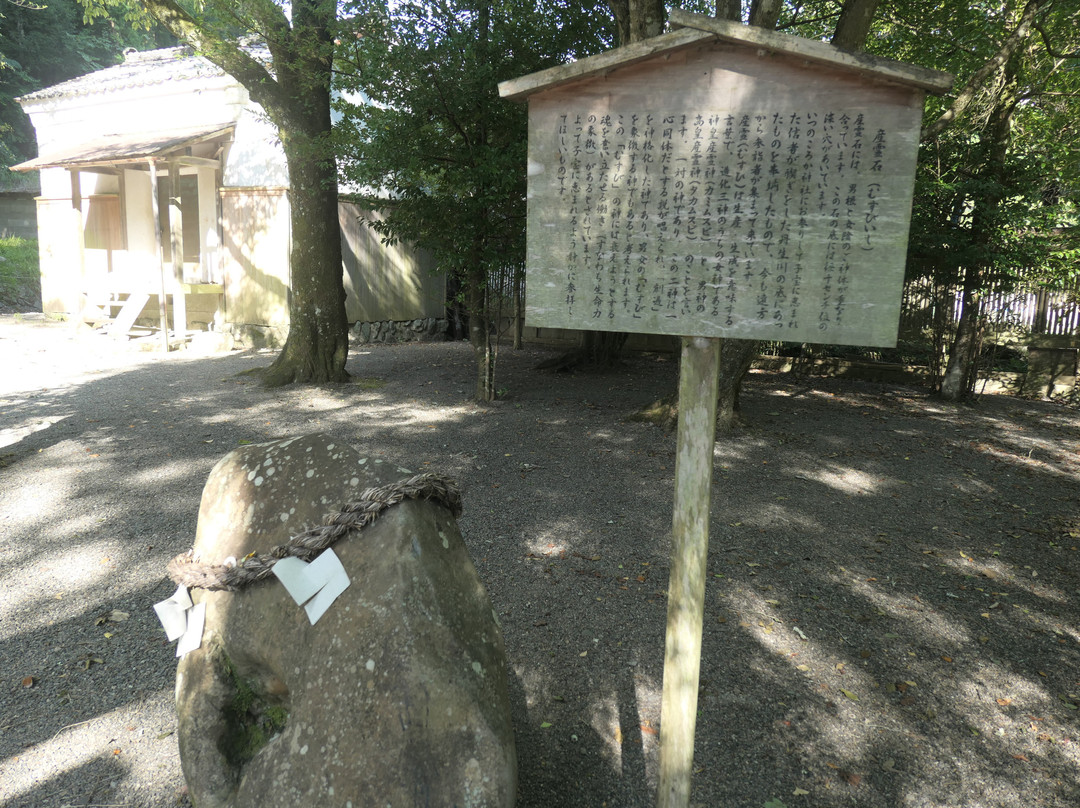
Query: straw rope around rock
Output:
[[167, 473, 462, 592]]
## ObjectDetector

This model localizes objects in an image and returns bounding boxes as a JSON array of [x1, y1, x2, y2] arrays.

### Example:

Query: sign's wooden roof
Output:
[[499, 9, 953, 101]]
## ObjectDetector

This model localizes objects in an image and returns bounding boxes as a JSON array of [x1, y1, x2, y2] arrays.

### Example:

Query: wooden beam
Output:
[[501, 10, 952, 100], [173, 155, 220, 169], [148, 158, 171, 351], [168, 157, 187, 337]]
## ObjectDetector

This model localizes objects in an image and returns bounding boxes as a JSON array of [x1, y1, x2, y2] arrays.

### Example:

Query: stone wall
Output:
[[353, 317, 447, 344], [0, 195, 38, 240]]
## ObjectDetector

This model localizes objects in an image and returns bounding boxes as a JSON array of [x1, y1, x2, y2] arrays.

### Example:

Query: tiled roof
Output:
[[16, 45, 267, 104]]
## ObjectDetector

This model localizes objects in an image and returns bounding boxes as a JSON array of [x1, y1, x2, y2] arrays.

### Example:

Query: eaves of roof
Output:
[[16, 44, 268, 106]]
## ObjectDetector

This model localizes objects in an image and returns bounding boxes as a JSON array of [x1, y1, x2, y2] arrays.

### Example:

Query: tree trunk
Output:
[[716, 339, 757, 432], [938, 50, 1020, 402], [582, 330, 629, 364], [468, 271, 496, 401], [139, 0, 350, 387], [938, 270, 981, 401], [262, 131, 348, 386], [831, 0, 882, 50], [715, 0, 741, 22], [748, 0, 783, 29], [629, 0, 665, 41]]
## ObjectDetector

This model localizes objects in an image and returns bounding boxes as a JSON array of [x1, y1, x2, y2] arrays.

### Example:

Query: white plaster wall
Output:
[[37, 166, 117, 200], [118, 167, 157, 278], [221, 106, 289, 188], [197, 166, 221, 282]]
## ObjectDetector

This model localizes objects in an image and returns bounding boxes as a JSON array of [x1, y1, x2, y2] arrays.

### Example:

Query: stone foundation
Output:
[[353, 317, 447, 344]]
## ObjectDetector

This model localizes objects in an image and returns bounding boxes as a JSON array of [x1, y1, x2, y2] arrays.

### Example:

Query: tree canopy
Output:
[[334, 0, 613, 398]]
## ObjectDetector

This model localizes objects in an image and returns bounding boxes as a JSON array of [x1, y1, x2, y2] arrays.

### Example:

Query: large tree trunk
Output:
[[715, 0, 741, 22], [748, 0, 783, 29], [141, 0, 350, 387], [263, 143, 349, 386], [608, 0, 665, 46]]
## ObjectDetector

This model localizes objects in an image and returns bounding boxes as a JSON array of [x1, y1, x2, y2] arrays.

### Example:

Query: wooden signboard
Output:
[[501, 14, 951, 808], [504, 15, 951, 348]]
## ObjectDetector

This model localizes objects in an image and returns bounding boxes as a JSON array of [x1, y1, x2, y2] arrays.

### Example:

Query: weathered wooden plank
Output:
[[499, 11, 952, 101], [669, 9, 953, 94], [657, 336, 721, 808], [498, 27, 715, 101]]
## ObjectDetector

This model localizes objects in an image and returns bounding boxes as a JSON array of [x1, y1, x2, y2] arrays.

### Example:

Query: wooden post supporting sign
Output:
[[657, 337, 721, 808]]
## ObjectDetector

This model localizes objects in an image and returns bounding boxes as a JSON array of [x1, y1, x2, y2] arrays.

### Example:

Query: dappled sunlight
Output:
[[0, 724, 108, 805], [525, 529, 575, 560], [632, 671, 662, 758], [0, 412, 70, 450], [0, 539, 119, 640], [786, 464, 884, 496], [125, 456, 221, 488], [0, 687, 179, 807], [729, 587, 898, 761], [845, 576, 973, 647], [941, 556, 1069, 604], [587, 689, 624, 771]]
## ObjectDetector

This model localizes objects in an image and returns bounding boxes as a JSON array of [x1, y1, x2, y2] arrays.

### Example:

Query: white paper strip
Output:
[[153, 585, 194, 642], [271, 549, 351, 625], [271, 556, 325, 604], [176, 601, 206, 658], [302, 551, 351, 625]]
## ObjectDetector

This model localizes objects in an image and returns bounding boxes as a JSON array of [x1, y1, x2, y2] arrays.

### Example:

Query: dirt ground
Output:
[[1, 316, 1078, 807]]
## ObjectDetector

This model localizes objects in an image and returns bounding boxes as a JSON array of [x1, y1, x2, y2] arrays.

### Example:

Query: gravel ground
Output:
[[1, 314, 1079, 808]]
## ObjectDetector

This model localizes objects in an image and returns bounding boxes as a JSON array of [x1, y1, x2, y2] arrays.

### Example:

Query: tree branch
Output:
[[138, 0, 291, 124], [922, 0, 1048, 141], [1034, 21, 1080, 59]]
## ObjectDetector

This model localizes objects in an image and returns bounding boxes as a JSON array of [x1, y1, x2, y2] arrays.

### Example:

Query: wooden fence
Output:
[[900, 274, 1080, 342]]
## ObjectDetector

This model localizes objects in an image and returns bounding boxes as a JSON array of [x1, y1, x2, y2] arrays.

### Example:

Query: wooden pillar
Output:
[[657, 336, 721, 808], [148, 158, 170, 351], [168, 157, 187, 337], [69, 169, 86, 292]]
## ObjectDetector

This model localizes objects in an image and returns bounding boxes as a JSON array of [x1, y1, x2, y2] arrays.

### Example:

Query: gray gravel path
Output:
[[1, 315, 1079, 808]]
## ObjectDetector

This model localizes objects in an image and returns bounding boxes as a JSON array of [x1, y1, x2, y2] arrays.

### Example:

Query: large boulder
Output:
[[173, 434, 516, 807]]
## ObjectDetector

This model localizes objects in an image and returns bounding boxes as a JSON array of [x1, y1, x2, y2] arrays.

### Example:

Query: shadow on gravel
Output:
[[1, 338, 1078, 808]]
